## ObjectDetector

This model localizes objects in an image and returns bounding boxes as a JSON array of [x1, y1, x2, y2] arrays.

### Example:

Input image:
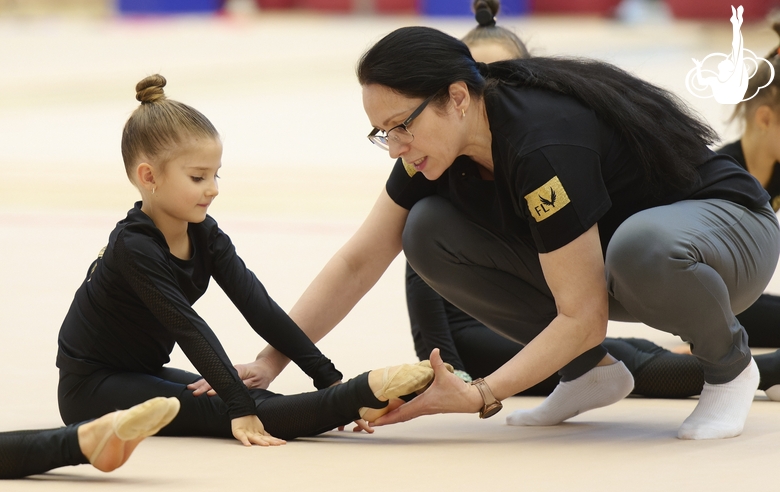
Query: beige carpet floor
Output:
[[1, 8, 779, 491]]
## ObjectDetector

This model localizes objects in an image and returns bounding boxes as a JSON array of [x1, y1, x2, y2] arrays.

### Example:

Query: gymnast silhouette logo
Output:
[[685, 5, 774, 104]]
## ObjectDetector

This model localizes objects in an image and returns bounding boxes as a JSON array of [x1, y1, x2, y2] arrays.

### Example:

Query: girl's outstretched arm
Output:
[[249, 189, 409, 387]]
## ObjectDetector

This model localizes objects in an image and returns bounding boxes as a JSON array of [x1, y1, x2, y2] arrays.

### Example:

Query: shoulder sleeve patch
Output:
[[524, 176, 571, 222], [401, 157, 417, 177]]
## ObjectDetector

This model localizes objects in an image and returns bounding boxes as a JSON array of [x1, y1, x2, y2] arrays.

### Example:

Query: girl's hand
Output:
[[187, 378, 216, 396], [231, 415, 286, 447]]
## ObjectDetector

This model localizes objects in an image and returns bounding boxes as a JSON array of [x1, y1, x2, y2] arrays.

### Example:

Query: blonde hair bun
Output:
[[135, 74, 167, 104]]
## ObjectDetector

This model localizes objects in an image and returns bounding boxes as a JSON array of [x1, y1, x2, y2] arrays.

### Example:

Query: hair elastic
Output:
[[475, 6, 496, 27]]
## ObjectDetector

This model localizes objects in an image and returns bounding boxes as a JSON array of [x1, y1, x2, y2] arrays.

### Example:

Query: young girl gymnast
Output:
[[55, 74, 435, 448]]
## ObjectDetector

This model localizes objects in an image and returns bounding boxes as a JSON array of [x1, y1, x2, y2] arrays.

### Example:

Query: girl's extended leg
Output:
[[251, 364, 439, 439], [59, 365, 429, 442], [256, 373, 382, 440], [1, 396, 178, 479], [0, 426, 85, 479], [59, 367, 234, 438]]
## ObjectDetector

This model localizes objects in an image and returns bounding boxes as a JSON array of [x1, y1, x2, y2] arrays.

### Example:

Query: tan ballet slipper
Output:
[[415, 360, 454, 373], [413, 360, 454, 394], [359, 361, 456, 420], [373, 364, 434, 401], [89, 397, 181, 464], [142, 398, 183, 437]]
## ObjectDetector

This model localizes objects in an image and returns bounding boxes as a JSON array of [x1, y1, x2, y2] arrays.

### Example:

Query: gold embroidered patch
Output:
[[401, 157, 417, 177], [524, 176, 571, 222]]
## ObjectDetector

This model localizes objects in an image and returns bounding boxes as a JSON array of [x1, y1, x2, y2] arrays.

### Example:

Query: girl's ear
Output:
[[136, 162, 156, 192], [753, 105, 774, 132]]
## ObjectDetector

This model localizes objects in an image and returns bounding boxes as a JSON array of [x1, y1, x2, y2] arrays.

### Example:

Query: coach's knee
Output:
[[402, 196, 452, 274], [606, 216, 691, 294]]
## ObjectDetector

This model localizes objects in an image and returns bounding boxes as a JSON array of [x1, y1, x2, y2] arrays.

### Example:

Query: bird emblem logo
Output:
[[539, 188, 557, 208], [525, 177, 570, 222]]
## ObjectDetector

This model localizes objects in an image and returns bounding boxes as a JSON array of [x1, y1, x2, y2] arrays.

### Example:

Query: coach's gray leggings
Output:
[[403, 197, 779, 385]]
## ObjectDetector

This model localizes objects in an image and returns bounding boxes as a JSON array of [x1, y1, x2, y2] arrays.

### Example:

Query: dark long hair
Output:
[[358, 26, 716, 191]]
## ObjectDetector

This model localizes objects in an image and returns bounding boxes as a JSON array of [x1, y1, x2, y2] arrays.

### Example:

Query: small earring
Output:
[[462, 109, 466, 117], [152, 187, 156, 195]]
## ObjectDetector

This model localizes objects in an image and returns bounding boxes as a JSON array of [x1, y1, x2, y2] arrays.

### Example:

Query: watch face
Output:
[[481, 402, 503, 419]]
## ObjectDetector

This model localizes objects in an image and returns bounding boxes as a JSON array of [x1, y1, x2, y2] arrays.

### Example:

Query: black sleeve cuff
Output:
[[311, 356, 343, 389], [221, 380, 257, 420]]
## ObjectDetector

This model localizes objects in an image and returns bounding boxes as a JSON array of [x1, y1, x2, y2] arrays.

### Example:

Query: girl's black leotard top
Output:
[[718, 139, 780, 211], [57, 202, 342, 419]]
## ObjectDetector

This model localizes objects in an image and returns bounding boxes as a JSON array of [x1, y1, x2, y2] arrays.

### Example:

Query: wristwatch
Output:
[[471, 378, 503, 419]]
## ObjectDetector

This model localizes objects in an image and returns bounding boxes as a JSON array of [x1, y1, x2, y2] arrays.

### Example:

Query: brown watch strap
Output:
[[471, 378, 502, 418]]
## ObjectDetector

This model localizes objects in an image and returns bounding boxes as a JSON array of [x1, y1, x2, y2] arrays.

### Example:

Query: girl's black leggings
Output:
[[58, 367, 385, 441]]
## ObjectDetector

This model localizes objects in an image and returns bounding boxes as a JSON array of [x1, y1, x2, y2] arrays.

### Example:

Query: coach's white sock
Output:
[[678, 358, 759, 440], [505, 361, 634, 426]]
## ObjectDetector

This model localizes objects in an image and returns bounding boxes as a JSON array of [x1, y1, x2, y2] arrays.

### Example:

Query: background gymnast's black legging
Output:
[[58, 367, 385, 441], [736, 293, 780, 347], [443, 323, 706, 398], [445, 323, 780, 398]]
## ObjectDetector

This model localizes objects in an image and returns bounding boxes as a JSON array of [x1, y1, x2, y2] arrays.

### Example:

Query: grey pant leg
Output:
[[403, 196, 607, 381], [605, 199, 780, 384]]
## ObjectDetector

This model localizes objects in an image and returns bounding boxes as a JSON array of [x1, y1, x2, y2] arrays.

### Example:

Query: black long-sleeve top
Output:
[[57, 203, 342, 420], [717, 139, 780, 211]]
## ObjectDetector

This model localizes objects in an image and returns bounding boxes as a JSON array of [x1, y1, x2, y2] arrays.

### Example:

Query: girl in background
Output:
[[718, 22, 780, 349]]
